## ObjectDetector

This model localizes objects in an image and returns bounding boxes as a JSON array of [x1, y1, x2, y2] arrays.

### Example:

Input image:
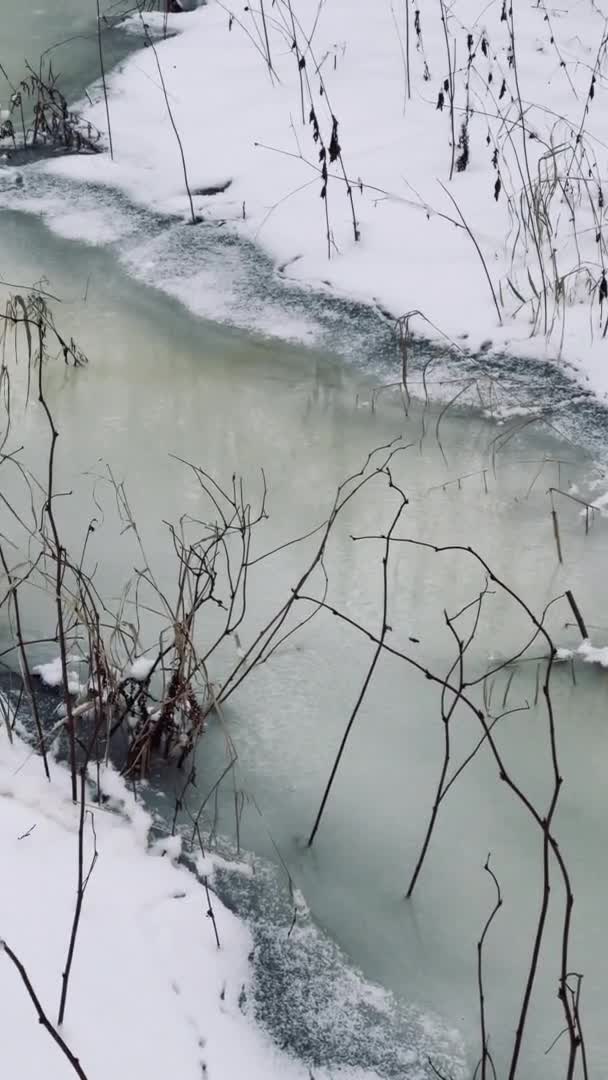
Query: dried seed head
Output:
[[328, 116, 341, 163]]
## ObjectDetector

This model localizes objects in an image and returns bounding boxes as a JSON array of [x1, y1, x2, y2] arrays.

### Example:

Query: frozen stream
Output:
[[1, 207, 608, 1079], [1, 4, 608, 1079]]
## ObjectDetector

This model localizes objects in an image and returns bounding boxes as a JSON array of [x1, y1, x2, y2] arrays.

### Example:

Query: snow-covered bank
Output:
[[34, 0, 608, 401], [0, 731, 359, 1080], [0, 732, 294, 1079], [0, 724, 465, 1079]]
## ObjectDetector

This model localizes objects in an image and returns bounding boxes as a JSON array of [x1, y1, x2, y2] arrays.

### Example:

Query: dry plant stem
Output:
[[96, 0, 114, 160], [438, 0, 456, 180], [253, 139, 463, 231], [138, 9, 196, 224], [427, 1059, 452, 1080], [203, 877, 221, 949], [212, 441, 409, 712], [20, 60, 101, 153], [0, 61, 26, 145], [258, 0, 274, 82], [395, 314, 412, 408], [405, 0, 411, 100], [93, 461, 272, 775], [215, 0, 280, 80], [58, 768, 98, 1026], [36, 323, 78, 803], [299, 516, 583, 1074], [297, 591, 538, 784], [354, 536, 583, 1078], [390, 0, 411, 113], [547, 487, 598, 536], [406, 585, 486, 897], [565, 590, 588, 640], [551, 507, 563, 564], [478, 856, 502, 1080], [187, 756, 238, 846], [279, 6, 360, 243], [1, 941, 90, 1080], [506, 4, 549, 333], [283, 0, 305, 121], [438, 181, 503, 324], [297, 592, 483, 712], [56, 659, 105, 1032], [0, 545, 48, 772], [307, 481, 408, 845], [434, 380, 475, 466]]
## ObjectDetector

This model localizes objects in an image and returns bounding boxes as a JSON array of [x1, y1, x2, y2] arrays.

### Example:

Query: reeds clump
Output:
[[0, 62, 102, 158]]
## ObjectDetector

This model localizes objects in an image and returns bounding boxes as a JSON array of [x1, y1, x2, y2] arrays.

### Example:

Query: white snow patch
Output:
[[0, 731, 383, 1080], [92, 760, 152, 848], [195, 850, 255, 881], [577, 640, 608, 669], [556, 639, 608, 668], [585, 489, 608, 515], [32, 657, 81, 695], [151, 833, 183, 863], [32, 657, 63, 687], [128, 655, 156, 681]]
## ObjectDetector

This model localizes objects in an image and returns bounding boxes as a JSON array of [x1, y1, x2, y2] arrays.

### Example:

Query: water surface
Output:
[[0, 0, 137, 100], [1, 206, 607, 1078]]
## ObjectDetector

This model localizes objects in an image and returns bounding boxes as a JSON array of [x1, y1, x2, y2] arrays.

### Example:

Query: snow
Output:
[[35, 0, 608, 401], [0, 729, 380, 1080], [128, 655, 155, 681], [556, 639, 608, 667], [151, 833, 183, 862], [586, 488, 608, 514], [33, 657, 81, 696], [32, 658, 66, 687], [577, 639, 608, 667]]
